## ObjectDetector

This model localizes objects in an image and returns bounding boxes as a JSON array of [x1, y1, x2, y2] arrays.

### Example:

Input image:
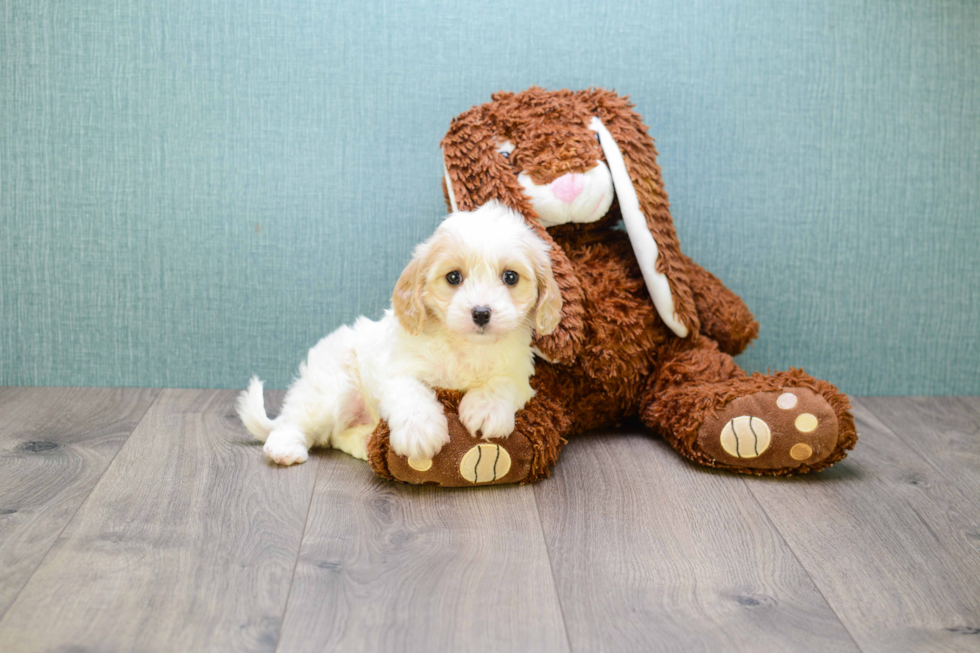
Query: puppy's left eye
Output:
[[502, 270, 519, 286]]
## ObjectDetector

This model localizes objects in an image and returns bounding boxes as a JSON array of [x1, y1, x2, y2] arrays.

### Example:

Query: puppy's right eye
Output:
[[446, 271, 462, 285]]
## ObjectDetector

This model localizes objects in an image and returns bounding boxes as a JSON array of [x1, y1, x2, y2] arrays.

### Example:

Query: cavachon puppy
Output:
[[237, 202, 561, 467], [365, 87, 857, 486]]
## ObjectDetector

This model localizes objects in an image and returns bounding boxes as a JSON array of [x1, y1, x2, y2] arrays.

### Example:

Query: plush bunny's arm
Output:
[[681, 255, 759, 356]]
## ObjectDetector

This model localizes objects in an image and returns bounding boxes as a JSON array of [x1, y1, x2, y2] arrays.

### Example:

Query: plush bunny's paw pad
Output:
[[698, 388, 839, 471]]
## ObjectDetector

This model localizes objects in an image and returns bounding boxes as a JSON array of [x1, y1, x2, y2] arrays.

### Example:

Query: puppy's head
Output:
[[393, 202, 561, 340]]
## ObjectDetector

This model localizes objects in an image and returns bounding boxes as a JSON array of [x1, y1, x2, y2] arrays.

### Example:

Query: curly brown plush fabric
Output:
[[368, 87, 857, 485]]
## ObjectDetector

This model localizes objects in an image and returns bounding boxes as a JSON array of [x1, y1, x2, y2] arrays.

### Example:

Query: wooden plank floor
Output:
[[0, 390, 978, 652]]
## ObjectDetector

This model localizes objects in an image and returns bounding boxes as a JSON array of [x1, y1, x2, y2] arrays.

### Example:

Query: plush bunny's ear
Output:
[[587, 92, 699, 338], [440, 105, 532, 214], [441, 103, 586, 362], [590, 116, 687, 337], [442, 159, 458, 213]]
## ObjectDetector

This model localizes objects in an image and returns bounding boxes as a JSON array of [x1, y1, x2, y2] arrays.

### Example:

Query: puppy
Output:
[[237, 202, 562, 466]]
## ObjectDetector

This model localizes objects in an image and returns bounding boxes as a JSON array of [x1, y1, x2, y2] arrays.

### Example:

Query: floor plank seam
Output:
[[273, 457, 321, 653], [531, 485, 575, 653], [741, 476, 866, 653], [0, 388, 163, 628], [853, 398, 980, 511]]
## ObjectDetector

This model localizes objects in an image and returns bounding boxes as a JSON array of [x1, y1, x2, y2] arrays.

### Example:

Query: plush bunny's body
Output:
[[367, 88, 857, 485]]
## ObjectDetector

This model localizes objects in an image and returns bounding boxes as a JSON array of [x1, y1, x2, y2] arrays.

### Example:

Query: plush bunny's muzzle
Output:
[[516, 163, 614, 228]]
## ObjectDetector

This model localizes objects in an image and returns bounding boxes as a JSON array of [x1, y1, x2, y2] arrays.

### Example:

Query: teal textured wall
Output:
[[1, 0, 978, 394]]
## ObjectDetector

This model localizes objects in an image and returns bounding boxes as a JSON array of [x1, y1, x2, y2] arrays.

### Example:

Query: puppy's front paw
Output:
[[459, 390, 516, 439], [263, 440, 309, 466], [389, 410, 450, 460]]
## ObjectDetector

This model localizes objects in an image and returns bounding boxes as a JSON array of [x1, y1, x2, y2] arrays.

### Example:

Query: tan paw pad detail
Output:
[[459, 444, 511, 484], [776, 392, 798, 409], [407, 456, 433, 471], [790, 443, 813, 460], [720, 416, 772, 459], [795, 413, 818, 433]]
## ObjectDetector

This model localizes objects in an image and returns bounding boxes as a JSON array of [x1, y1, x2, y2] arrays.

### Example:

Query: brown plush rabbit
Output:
[[367, 87, 857, 486]]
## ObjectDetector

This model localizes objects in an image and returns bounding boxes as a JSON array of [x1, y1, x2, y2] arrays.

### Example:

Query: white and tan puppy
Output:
[[237, 202, 562, 466]]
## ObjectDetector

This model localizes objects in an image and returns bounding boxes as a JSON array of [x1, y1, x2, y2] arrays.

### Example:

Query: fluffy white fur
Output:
[[237, 202, 562, 466]]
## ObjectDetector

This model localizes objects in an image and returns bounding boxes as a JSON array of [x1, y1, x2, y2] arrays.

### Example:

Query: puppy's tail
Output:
[[236, 376, 277, 442]]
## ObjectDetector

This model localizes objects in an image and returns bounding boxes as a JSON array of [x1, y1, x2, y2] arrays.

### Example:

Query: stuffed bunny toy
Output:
[[367, 87, 857, 486]]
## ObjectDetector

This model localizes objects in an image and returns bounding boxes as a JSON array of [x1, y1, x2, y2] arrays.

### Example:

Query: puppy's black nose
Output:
[[471, 306, 491, 327]]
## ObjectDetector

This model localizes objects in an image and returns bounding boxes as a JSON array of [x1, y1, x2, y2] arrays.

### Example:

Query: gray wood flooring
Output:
[[0, 389, 978, 653]]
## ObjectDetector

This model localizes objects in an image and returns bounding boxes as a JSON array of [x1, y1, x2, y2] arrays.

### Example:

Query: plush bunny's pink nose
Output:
[[550, 173, 584, 204]]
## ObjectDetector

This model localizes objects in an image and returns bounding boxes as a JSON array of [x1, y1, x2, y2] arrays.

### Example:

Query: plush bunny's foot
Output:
[[367, 389, 538, 487], [368, 411, 533, 487], [645, 340, 857, 476], [697, 388, 844, 473]]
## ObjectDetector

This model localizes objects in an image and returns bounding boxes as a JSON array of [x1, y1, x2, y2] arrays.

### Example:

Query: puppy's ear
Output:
[[528, 240, 563, 336], [393, 245, 429, 335]]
